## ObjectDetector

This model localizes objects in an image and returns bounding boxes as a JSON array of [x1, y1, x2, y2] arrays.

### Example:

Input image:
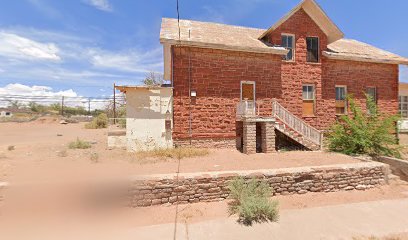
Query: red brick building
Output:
[[160, 0, 408, 152]]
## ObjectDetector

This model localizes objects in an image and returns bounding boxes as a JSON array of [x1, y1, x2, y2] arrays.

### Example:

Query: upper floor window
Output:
[[306, 37, 319, 63], [281, 34, 295, 61]]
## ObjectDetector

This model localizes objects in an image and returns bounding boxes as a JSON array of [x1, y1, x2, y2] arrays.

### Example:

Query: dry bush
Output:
[[7, 145, 15, 151], [57, 149, 68, 157], [85, 113, 108, 129], [90, 152, 99, 163], [68, 138, 91, 149], [228, 177, 279, 226], [136, 147, 209, 160]]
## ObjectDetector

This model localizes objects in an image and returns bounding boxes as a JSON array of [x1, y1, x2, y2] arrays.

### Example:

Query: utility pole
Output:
[[113, 83, 116, 124], [61, 96, 64, 116], [88, 98, 91, 115]]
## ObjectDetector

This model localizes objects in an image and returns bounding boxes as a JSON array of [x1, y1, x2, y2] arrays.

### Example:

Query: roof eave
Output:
[[160, 38, 288, 55], [115, 85, 173, 93], [323, 51, 408, 65], [258, 0, 344, 43]]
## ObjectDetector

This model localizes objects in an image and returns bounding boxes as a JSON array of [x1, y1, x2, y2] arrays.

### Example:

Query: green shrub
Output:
[[327, 95, 400, 158], [228, 178, 279, 226], [68, 138, 91, 149], [85, 113, 108, 129]]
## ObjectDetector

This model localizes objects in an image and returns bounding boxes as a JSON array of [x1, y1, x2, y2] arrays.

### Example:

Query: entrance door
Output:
[[241, 81, 255, 101]]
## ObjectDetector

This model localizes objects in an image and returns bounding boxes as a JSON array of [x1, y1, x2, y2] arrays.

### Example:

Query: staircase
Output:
[[272, 101, 323, 151]]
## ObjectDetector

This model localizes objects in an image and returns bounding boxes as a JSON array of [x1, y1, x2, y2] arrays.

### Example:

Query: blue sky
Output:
[[0, 0, 407, 97]]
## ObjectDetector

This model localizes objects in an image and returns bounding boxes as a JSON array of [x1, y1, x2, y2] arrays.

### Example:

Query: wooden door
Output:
[[241, 82, 255, 101]]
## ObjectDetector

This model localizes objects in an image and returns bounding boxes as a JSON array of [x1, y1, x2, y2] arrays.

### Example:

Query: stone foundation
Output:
[[129, 162, 389, 207], [173, 138, 236, 148]]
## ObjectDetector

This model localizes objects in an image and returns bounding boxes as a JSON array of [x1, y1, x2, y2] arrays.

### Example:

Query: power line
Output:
[[0, 94, 124, 100]]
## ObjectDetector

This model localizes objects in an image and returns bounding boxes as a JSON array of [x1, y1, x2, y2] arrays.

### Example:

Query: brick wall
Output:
[[129, 162, 389, 207], [171, 8, 399, 144], [172, 47, 282, 142]]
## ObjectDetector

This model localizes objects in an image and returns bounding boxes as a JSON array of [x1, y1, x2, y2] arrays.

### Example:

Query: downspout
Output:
[[171, 46, 175, 146], [188, 29, 192, 145]]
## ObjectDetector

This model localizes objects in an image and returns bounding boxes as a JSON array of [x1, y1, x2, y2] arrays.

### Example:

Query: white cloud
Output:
[[27, 0, 61, 19], [0, 32, 61, 61], [84, 0, 113, 12], [0, 83, 110, 110], [88, 47, 163, 73], [0, 83, 77, 98]]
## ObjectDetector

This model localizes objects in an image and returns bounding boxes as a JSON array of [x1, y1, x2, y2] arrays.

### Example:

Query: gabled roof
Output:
[[325, 39, 408, 65], [160, 18, 287, 55], [258, 0, 344, 44]]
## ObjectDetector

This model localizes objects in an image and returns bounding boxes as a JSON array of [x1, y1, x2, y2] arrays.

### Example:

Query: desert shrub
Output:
[[327, 95, 400, 158], [57, 149, 68, 157], [68, 138, 91, 149], [228, 177, 279, 226], [85, 113, 108, 129], [7, 145, 15, 151], [90, 152, 99, 163], [136, 147, 209, 160], [118, 118, 126, 129]]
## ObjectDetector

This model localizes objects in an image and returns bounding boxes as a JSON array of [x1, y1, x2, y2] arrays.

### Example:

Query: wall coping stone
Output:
[[128, 161, 388, 181]]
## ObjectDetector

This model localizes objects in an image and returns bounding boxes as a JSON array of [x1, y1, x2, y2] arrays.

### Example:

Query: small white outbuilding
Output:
[[116, 85, 173, 152]]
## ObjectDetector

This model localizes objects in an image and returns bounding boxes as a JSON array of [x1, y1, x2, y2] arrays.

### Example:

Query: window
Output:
[[366, 87, 377, 103], [281, 34, 295, 61], [366, 87, 377, 114], [302, 85, 315, 116], [306, 37, 319, 62], [335, 86, 347, 115], [400, 96, 408, 118]]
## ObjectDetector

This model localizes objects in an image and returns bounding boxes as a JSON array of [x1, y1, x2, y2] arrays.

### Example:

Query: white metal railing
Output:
[[272, 100, 323, 147], [236, 100, 256, 117]]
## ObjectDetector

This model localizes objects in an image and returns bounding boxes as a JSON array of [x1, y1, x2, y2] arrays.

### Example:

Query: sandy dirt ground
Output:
[[1, 118, 408, 239], [0, 117, 360, 182], [0, 181, 407, 240]]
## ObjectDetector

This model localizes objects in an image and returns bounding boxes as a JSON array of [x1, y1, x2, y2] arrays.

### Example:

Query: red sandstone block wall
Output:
[[172, 46, 398, 141], [171, 8, 398, 142], [172, 47, 282, 141]]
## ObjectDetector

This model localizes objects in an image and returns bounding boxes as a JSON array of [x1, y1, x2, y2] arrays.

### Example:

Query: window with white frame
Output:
[[399, 95, 408, 118], [281, 34, 295, 61], [335, 86, 347, 115], [302, 84, 315, 116]]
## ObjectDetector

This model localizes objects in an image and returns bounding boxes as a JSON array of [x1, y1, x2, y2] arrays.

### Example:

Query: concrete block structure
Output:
[[115, 86, 173, 152]]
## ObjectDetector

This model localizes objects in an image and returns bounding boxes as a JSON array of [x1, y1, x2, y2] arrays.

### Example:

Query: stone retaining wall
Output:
[[375, 156, 408, 181], [129, 162, 389, 207]]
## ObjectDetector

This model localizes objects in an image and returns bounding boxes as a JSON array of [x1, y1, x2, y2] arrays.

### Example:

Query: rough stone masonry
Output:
[[128, 161, 389, 207]]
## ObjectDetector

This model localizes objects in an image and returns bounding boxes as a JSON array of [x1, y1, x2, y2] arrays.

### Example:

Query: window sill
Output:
[[282, 60, 296, 63], [305, 62, 321, 65]]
